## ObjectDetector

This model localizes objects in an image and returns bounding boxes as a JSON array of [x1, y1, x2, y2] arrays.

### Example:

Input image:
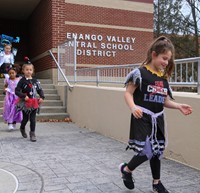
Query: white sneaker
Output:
[[13, 124, 16, 129], [8, 124, 14, 130]]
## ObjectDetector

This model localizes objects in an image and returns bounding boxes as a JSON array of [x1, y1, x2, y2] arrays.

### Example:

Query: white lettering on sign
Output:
[[77, 49, 116, 57], [67, 33, 103, 41], [66, 32, 136, 58], [106, 36, 135, 43]]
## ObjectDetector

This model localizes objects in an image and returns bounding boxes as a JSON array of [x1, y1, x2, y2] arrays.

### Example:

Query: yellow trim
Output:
[[144, 65, 163, 77], [65, 0, 153, 13], [65, 21, 153, 32]]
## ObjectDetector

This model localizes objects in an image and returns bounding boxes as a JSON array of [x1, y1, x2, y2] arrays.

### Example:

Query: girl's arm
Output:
[[3, 77, 8, 94], [164, 96, 192, 115], [3, 83, 8, 94], [15, 79, 26, 98], [36, 82, 45, 99], [37, 89, 45, 99], [10, 53, 14, 64], [0, 52, 4, 66], [124, 83, 143, 119], [35, 80, 45, 104], [4, 77, 8, 87]]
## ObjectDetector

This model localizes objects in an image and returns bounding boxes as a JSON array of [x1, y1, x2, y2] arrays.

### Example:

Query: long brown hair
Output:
[[142, 36, 175, 78]]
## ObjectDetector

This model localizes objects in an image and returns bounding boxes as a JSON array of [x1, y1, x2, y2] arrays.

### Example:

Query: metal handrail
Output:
[[175, 57, 200, 63], [48, 50, 73, 89], [76, 57, 200, 71], [74, 57, 200, 93], [76, 63, 140, 71], [53, 39, 200, 94]]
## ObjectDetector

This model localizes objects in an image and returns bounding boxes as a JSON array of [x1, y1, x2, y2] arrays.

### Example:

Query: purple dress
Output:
[[3, 77, 23, 123]]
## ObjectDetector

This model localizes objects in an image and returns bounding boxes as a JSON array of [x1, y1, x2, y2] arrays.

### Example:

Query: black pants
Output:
[[20, 109, 37, 132], [127, 154, 161, 179]]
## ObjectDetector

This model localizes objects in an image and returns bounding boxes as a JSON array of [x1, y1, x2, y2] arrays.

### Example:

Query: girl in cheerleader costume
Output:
[[119, 36, 192, 193], [15, 58, 45, 142], [3, 66, 22, 130]]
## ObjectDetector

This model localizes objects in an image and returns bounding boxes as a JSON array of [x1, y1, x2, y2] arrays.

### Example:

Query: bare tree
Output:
[[184, 0, 200, 56], [154, 0, 200, 58], [154, 0, 184, 37]]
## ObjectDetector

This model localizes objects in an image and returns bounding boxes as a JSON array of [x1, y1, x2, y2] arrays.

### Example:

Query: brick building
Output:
[[0, 0, 153, 80]]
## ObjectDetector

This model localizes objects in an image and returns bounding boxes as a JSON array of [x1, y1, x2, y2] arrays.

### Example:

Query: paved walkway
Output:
[[0, 122, 200, 193]]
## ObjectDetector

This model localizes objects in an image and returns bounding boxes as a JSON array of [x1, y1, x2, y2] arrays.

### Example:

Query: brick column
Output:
[[52, 0, 66, 48]]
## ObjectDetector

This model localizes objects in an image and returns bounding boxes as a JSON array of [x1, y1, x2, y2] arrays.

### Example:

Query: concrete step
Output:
[[0, 95, 5, 101], [0, 84, 55, 90], [0, 113, 70, 122], [0, 100, 63, 107], [44, 94, 60, 100], [0, 106, 66, 114], [38, 79, 53, 84], [0, 94, 60, 100], [0, 100, 63, 108], [40, 84, 55, 89], [0, 78, 53, 83], [0, 88, 57, 94], [42, 100, 63, 106], [40, 106, 66, 113], [0, 78, 70, 122], [36, 113, 70, 121], [42, 89, 57, 94]]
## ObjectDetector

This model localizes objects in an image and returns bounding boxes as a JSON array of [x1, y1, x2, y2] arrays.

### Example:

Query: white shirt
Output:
[[3, 54, 12, 63], [0, 51, 14, 66]]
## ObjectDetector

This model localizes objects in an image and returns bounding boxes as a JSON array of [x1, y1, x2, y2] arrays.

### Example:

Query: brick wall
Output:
[[28, 0, 67, 72], [0, 0, 153, 73], [28, 0, 52, 58], [65, 4, 153, 29], [28, 0, 153, 72], [65, 2, 153, 65], [28, 0, 53, 72], [0, 18, 28, 62], [52, 0, 66, 47], [66, 26, 153, 65]]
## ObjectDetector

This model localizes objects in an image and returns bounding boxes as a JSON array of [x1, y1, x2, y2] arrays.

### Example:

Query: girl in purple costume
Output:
[[3, 67, 22, 130]]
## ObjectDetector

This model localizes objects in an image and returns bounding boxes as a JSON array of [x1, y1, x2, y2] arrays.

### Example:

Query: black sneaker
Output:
[[119, 163, 134, 190], [153, 181, 169, 193]]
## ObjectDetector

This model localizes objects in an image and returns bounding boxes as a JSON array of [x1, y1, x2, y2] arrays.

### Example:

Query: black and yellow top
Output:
[[125, 66, 173, 113]]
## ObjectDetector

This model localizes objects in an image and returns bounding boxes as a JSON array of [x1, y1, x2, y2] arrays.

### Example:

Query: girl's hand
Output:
[[131, 106, 143, 119], [178, 104, 192, 115], [25, 96, 29, 101], [38, 98, 43, 104], [3, 89, 6, 95]]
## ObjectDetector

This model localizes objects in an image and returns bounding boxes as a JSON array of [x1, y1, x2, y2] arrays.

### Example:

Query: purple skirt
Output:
[[3, 92, 22, 123]]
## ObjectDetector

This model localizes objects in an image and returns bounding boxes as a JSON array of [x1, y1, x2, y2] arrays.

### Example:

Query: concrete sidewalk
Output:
[[0, 122, 199, 193]]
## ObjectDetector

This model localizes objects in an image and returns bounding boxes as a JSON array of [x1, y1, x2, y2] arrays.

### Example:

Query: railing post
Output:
[[96, 69, 100, 86], [48, 50, 73, 89], [74, 37, 77, 84], [57, 45, 60, 83], [198, 59, 200, 94]]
